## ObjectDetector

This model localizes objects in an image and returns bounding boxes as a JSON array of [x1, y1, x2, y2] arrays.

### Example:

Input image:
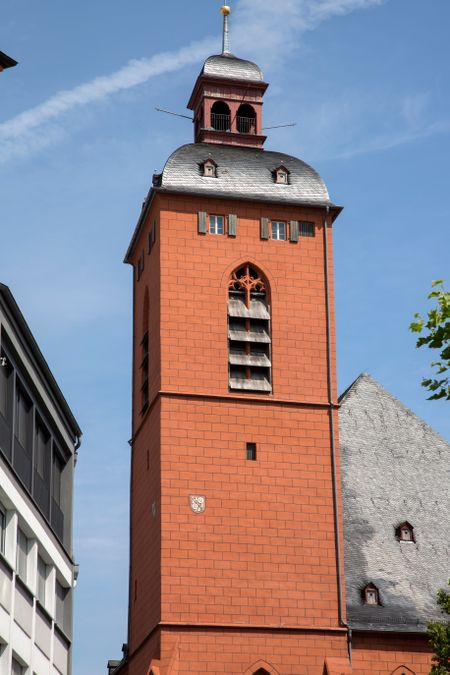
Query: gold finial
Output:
[[220, 4, 232, 54]]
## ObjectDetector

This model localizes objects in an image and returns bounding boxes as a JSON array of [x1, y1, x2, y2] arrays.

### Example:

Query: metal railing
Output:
[[211, 113, 231, 131], [237, 116, 256, 134]]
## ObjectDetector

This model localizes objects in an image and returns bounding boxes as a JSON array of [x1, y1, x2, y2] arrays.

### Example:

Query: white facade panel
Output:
[[0, 604, 10, 643], [14, 584, 32, 637], [35, 607, 52, 658], [32, 641, 51, 674], [53, 630, 69, 675], [0, 559, 12, 613], [11, 620, 32, 668]]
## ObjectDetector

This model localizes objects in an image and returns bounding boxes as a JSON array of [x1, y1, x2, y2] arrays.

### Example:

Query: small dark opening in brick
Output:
[[246, 442, 257, 461]]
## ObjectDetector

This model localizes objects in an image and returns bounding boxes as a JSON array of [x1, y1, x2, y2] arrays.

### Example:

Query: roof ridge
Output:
[[340, 371, 450, 447]]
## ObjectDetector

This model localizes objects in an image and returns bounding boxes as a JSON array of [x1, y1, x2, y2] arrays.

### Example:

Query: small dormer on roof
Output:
[[362, 583, 381, 606], [396, 521, 415, 542], [200, 157, 218, 178], [187, 6, 268, 150], [273, 164, 291, 185]]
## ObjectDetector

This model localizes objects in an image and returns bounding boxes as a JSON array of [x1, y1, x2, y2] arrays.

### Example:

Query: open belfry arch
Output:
[[108, 3, 448, 675]]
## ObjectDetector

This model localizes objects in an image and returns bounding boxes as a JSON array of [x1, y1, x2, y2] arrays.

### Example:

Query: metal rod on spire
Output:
[[220, 5, 231, 55]]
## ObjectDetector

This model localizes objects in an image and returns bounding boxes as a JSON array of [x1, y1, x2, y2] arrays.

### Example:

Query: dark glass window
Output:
[[141, 331, 149, 413], [37, 555, 47, 606], [246, 443, 257, 461], [34, 418, 51, 518], [55, 580, 69, 633], [14, 384, 32, 489], [12, 658, 24, 675], [16, 528, 28, 582], [0, 502, 5, 555], [0, 356, 13, 459], [51, 450, 65, 542], [299, 221, 315, 237]]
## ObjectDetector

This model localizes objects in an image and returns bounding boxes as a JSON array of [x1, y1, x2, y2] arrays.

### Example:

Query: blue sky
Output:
[[1, 1, 449, 673]]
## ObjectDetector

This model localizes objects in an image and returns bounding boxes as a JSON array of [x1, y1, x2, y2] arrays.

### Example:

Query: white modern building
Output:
[[0, 284, 81, 675]]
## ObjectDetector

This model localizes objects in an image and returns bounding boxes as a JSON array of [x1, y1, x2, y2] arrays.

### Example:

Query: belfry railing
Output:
[[211, 113, 231, 131], [236, 116, 256, 134]]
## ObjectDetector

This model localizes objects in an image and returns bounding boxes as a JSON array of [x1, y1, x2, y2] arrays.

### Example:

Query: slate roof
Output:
[[339, 373, 450, 632], [202, 53, 264, 82], [158, 143, 334, 207]]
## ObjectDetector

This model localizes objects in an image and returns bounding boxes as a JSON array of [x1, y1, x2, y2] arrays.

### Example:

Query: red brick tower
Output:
[[120, 6, 349, 674]]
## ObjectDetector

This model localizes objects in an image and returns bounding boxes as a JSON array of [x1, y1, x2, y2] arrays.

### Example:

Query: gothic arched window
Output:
[[228, 265, 272, 392]]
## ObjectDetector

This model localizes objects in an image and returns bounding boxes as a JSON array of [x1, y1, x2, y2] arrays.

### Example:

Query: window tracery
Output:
[[228, 265, 272, 392]]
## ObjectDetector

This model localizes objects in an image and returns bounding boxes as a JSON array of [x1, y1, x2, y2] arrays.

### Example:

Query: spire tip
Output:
[[220, 5, 232, 54]]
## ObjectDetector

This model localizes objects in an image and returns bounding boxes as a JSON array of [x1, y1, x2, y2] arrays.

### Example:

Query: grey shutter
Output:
[[260, 217, 269, 240], [198, 211, 207, 234], [228, 214, 237, 237], [290, 220, 299, 242]]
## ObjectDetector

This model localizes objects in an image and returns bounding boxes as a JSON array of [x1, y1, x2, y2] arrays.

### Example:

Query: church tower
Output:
[[119, 6, 349, 674]]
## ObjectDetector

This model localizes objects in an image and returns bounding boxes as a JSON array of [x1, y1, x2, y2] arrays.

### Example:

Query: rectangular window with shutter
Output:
[[209, 215, 224, 235], [271, 221, 286, 241]]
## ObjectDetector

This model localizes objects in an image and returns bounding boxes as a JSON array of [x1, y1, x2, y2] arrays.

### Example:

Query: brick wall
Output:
[[352, 633, 432, 675], [126, 192, 345, 672]]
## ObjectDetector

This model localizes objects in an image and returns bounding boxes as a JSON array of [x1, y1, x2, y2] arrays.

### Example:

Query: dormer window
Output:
[[396, 521, 415, 542], [363, 583, 380, 605], [273, 164, 290, 185], [201, 158, 217, 178]]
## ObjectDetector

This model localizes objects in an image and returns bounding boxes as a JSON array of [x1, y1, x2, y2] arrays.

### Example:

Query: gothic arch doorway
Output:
[[390, 667, 416, 675]]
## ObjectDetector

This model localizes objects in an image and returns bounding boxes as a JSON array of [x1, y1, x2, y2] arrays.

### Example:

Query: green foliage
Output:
[[428, 580, 450, 675], [410, 281, 450, 400]]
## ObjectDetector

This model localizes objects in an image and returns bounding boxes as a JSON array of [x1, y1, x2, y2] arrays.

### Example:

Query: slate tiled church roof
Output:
[[339, 373, 450, 632], [158, 142, 334, 208], [201, 53, 264, 82]]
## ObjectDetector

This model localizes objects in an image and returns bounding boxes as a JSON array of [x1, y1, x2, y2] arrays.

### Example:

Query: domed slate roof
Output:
[[202, 54, 264, 82], [159, 143, 332, 207]]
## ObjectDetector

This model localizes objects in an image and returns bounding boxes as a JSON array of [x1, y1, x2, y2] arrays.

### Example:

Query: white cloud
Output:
[[0, 0, 388, 163], [233, 0, 386, 66], [0, 36, 217, 162]]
